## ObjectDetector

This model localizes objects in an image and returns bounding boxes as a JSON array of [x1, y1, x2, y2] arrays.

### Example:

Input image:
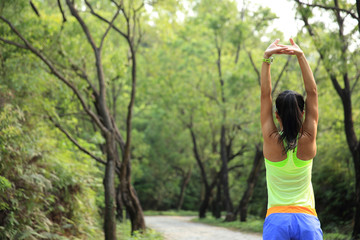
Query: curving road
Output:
[[145, 216, 263, 240]]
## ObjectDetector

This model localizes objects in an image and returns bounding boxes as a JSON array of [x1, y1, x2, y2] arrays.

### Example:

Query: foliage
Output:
[[0, 176, 11, 192], [0, 0, 359, 238], [118, 220, 163, 240], [0, 97, 102, 239], [323, 233, 352, 240]]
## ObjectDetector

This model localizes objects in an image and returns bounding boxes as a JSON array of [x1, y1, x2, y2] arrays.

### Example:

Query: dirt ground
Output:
[[145, 216, 263, 240]]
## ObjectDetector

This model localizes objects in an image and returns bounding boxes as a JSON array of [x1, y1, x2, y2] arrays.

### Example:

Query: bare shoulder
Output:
[[263, 132, 287, 162], [297, 131, 317, 160]]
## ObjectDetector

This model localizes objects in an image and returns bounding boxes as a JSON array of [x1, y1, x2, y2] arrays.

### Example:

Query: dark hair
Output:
[[275, 90, 305, 152]]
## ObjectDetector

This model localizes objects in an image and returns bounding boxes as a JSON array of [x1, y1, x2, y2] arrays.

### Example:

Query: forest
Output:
[[0, 0, 359, 239]]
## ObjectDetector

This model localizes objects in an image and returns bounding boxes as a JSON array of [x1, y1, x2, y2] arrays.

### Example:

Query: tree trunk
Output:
[[104, 135, 117, 240], [352, 148, 360, 240], [188, 125, 213, 218], [116, 184, 124, 222], [220, 125, 234, 221], [297, 6, 360, 238], [341, 88, 360, 240], [120, 181, 146, 233], [177, 167, 192, 210], [199, 187, 212, 218], [212, 181, 222, 219], [355, 0, 360, 34], [118, 40, 145, 233], [237, 145, 263, 222], [215, 36, 234, 221]]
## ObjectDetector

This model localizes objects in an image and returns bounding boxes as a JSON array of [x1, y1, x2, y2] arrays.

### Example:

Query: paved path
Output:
[[145, 216, 263, 240]]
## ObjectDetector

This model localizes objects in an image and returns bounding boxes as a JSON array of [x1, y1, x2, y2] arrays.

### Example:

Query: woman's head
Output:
[[275, 90, 305, 152]]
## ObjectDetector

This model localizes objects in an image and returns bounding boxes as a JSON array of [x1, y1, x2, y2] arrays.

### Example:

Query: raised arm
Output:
[[284, 39, 318, 139], [260, 39, 288, 141]]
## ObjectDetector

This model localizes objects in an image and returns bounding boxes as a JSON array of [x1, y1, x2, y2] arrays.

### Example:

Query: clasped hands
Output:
[[264, 38, 304, 59]]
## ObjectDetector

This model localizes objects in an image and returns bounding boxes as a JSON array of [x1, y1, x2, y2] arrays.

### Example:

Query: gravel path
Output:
[[145, 216, 263, 240]]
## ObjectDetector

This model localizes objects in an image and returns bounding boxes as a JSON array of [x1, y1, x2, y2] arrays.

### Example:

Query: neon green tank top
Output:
[[265, 145, 315, 209]]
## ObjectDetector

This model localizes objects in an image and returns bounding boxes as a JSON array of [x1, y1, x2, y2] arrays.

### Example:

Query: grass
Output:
[[118, 220, 163, 240], [118, 210, 164, 240], [193, 215, 264, 234], [144, 209, 198, 216], [323, 233, 351, 240]]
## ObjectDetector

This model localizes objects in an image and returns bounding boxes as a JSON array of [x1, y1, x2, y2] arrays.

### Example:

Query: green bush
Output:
[[323, 233, 351, 240], [0, 104, 103, 239]]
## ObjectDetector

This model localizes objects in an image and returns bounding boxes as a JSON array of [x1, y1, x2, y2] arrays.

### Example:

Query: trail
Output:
[[145, 216, 263, 240]]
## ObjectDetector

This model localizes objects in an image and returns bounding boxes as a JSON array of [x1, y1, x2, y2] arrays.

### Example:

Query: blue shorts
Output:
[[263, 213, 323, 240]]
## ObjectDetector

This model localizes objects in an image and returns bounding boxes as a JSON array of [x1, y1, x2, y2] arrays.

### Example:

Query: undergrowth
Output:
[[118, 220, 163, 240], [144, 210, 198, 216]]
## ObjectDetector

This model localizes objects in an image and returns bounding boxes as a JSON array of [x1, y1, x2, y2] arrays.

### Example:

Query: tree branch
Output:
[[66, 0, 97, 51], [295, 0, 359, 23], [172, 165, 185, 176], [357, 0, 360, 33], [272, 55, 291, 97], [229, 145, 246, 161], [49, 116, 106, 166], [110, 0, 121, 8], [351, 70, 360, 94], [297, 6, 344, 97], [134, 2, 144, 13], [313, 56, 322, 77], [57, 0, 67, 23], [85, 0, 128, 39], [111, 115, 125, 152], [134, 14, 143, 53], [0, 37, 28, 49], [0, 15, 109, 134], [99, 8, 120, 50], [189, 125, 209, 189], [58, 47, 99, 97], [228, 164, 244, 172], [66, 0, 113, 129], [29, 0, 40, 17], [247, 50, 260, 85]]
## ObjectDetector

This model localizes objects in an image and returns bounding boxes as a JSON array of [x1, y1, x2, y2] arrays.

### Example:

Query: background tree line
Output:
[[0, 0, 359, 239]]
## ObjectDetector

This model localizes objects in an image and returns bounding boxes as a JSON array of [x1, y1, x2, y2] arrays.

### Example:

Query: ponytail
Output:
[[275, 90, 305, 152]]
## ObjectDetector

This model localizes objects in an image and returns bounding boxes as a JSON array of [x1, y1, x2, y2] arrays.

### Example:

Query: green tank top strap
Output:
[[264, 148, 311, 167]]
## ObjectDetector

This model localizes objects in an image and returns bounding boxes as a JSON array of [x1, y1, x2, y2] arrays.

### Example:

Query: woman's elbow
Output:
[[306, 86, 317, 96]]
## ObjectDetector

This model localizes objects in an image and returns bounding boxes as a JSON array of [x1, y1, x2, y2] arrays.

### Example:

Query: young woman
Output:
[[260, 39, 323, 240]]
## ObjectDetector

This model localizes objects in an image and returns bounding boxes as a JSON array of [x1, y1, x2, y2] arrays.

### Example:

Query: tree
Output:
[[294, 0, 360, 238], [0, 0, 146, 238]]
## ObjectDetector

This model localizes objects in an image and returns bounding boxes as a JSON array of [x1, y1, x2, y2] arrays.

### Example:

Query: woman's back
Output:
[[264, 132, 317, 162], [265, 142, 315, 209]]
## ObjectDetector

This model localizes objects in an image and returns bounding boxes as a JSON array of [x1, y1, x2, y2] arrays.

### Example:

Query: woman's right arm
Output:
[[283, 39, 318, 159], [288, 39, 318, 138], [298, 53, 318, 138]]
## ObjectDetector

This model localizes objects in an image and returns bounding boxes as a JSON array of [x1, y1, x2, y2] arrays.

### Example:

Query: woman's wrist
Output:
[[263, 53, 271, 59], [296, 52, 305, 59]]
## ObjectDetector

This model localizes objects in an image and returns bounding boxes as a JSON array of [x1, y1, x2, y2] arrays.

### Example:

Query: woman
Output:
[[261, 39, 323, 240]]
